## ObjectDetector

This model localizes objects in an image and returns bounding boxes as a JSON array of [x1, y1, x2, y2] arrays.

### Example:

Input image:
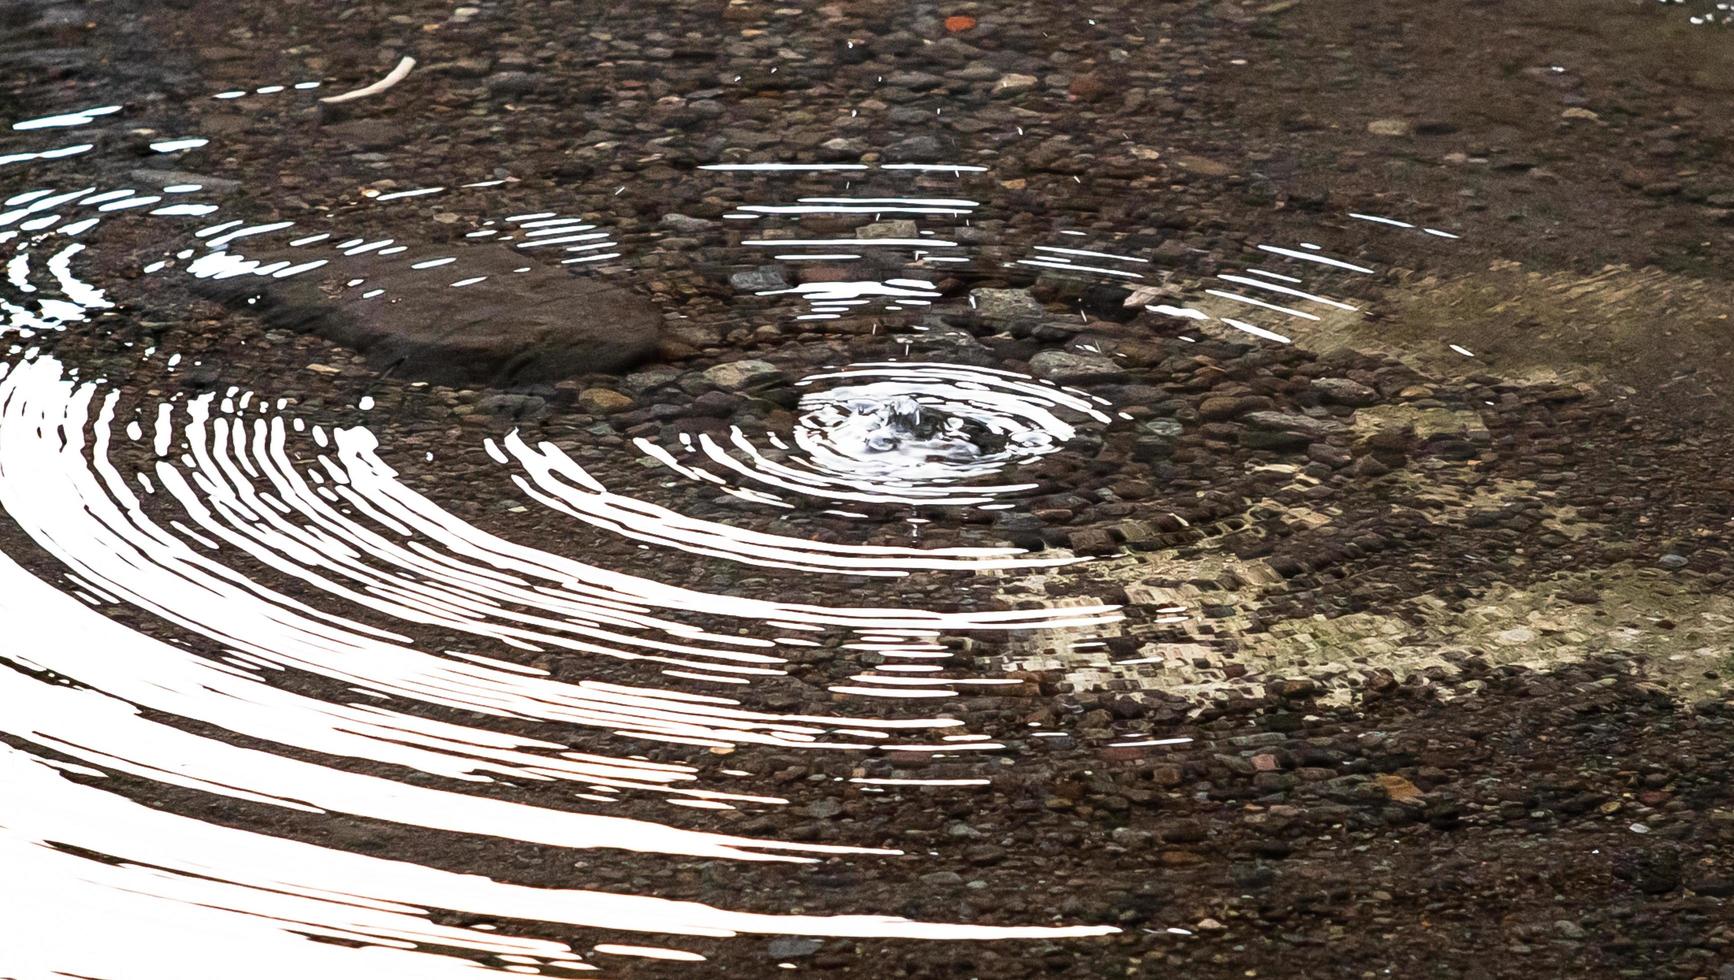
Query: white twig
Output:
[[320, 56, 416, 104]]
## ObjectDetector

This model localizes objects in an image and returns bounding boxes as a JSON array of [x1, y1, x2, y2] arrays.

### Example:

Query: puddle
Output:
[[0, 86, 1534, 975], [0, 3, 1728, 975]]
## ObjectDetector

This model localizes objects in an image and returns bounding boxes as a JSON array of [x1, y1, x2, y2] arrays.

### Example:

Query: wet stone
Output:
[[1069, 528, 1116, 556], [1141, 418, 1184, 439], [319, 118, 405, 150], [884, 135, 954, 161], [1200, 395, 1272, 420], [818, 136, 869, 160], [688, 390, 741, 417], [577, 388, 633, 415], [858, 219, 918, 239], [659, 213, 714, 234], [767, 938, 823, 959], [970, 287, 1044, 320], [485, 71, 539, 97], [730, 267, 789, 292], [1240, 429, 1313, 451], [189, 245, 662, 385], [1312, 377, 1380, 406], [1029, 350, 1122, 383], [129, 168, 242, 196], [702, 359, 783, 391], [476, 393, 547, 419], [1241, 411, 1342, 439]]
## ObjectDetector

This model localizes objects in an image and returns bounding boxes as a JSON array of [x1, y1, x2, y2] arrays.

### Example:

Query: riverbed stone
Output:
[[1029, 349, 1123, 382], [188, 245, 663, 385], [702, 359, 783, 390]]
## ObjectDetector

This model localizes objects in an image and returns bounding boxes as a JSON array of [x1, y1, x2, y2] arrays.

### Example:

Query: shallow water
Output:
[[0, 83, 1164, 976], [1, 0, 1732, 976]]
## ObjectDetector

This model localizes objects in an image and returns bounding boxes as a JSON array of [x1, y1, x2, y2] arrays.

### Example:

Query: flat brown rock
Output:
[[191, 244, 662, 386]]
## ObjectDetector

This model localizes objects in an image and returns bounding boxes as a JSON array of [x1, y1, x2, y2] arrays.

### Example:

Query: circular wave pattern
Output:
[[0, 96, 1143, 975], [0, 78, 1449, 975], [644, 362, 1115, 510]]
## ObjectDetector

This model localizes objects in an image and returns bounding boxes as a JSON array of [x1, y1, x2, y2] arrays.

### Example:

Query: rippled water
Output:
[[0, 78, 1143, 972], [6, 2, 1700, 973], [0, 72, 1465, 972]]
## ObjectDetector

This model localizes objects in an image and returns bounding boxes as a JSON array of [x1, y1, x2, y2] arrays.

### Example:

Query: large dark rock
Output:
[[190, 244, 662, 385]]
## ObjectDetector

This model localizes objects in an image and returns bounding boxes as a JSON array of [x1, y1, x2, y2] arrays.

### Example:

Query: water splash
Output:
[[636, 362, 1114, 509]]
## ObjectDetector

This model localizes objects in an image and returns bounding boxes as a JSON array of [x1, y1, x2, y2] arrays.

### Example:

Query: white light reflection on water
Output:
[[0, 348, 1125, 974], [0, 741, 1112, 980], [10, 104, 121, 131], [0, 106, 1410, 973], [633, 362, 1115, 510], [497, 430, 1082, 576]]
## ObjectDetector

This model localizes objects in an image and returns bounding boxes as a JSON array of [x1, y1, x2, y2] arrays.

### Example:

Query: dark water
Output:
[[1, 0, 1731, 976]]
